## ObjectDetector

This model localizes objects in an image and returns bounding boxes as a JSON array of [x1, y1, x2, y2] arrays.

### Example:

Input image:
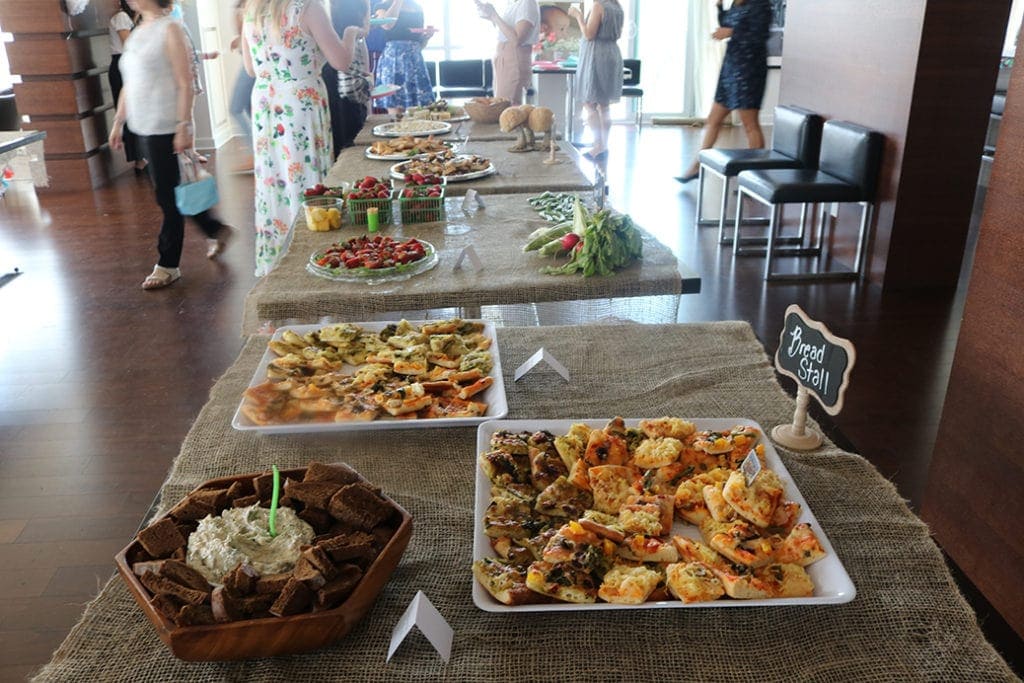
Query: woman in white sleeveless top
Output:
[[110, 0, 232, 290]]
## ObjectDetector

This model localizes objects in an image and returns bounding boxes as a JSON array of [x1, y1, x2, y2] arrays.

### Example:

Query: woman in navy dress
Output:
[[679, 0, 771, 182]]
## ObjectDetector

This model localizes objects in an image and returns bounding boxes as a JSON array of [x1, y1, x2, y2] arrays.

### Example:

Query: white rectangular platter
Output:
[[232, 320, 508, 433], [472, 418, 856, 612]]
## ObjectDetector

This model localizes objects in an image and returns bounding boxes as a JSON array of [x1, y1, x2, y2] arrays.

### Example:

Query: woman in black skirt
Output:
[[679, 0, 771, 182], [108, 0, 146, 172]]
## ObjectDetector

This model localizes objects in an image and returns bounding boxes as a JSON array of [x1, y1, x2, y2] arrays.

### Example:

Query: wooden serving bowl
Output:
[[115, 466, 413, 661], [464, 98, 511, 124]]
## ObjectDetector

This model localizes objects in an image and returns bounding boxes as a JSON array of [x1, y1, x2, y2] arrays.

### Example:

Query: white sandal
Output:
[[141, 265, 181, 290], [206, 226, 234, 259]]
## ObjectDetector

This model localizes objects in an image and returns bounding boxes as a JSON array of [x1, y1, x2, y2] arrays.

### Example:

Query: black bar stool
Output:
[[696, 105, 823, 245], [735, 120, 884, 281]]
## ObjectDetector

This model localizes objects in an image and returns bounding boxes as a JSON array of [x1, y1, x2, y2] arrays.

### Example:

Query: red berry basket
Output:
[[346, 176, 395, 225], [399, 184, 446, 224]]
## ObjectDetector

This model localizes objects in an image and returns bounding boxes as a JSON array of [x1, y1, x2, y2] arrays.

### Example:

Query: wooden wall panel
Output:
[[779, 0, 1009, 289], [923, 34, 1024, 639], [4, 35, 108, 75], [13, 75, 109, 117]]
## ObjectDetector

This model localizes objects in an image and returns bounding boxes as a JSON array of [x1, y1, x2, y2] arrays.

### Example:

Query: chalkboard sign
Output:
[[775, 305, 856, 416]]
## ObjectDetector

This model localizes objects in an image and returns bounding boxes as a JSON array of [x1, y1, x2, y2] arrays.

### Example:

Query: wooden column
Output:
[[0, 0, 128, 191], [779, 0, 1011, 289], [923, 31, 1024, 639]]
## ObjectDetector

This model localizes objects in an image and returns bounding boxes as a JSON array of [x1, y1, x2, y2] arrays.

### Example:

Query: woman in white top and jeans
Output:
[[477, 0, 539, 105], [110, 0, 231, 290], [108, 0, 146, 172]]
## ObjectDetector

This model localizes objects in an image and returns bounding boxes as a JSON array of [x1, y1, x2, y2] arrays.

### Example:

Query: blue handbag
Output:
[[175, 152, 219, 216]]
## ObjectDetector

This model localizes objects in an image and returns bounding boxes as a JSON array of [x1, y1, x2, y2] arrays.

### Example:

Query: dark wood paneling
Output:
[[779, 0, 1009, 289], [40, 149, 113, 192], [5, 34, 110, 77], [923, 35, 1024, 639], [14, 75, 110, 119], [35, 112, 109, 153], [0, 1, 115, 34]]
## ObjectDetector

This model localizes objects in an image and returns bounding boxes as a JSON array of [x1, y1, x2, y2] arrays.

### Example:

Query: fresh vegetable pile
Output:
[[524, 198, 643, 277], [314, 236, 428, 271], [528, 191, 579, 223]]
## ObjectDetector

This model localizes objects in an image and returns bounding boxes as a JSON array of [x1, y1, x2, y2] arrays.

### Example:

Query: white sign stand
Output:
[[772, 304, 857, 451], [513, 347, 570, 382], [461, 188, 486, 212], [454, 245, 483, 271], [387, 591, 453, 664]]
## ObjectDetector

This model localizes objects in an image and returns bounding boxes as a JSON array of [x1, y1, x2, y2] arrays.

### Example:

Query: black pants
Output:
[[108, 55, 142, 163], [323, 66, 369, 157], [137, 133, 224, 269]]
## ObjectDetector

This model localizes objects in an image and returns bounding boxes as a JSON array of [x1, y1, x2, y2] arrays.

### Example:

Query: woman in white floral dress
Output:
[[243, 0, 363, 276]]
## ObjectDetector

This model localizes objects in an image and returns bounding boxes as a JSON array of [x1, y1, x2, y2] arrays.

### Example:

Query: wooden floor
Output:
[[0, 124, 1019, 680]]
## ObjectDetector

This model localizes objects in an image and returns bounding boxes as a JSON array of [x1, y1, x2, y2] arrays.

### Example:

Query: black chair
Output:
[[621, 59, 643, 126], [697, 105, 823, 245], [436, 59, 489, 100], [0, 90, 19, 132], [735, 120, 885, 281]]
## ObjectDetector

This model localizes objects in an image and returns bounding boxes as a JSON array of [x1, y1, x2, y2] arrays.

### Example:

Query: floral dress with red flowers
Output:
[[245, 0, 332, 276]]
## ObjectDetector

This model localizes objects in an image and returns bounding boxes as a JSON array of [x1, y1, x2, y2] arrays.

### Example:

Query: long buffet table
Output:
[[34, 322, 1016, 681], [241, 193, 693, 334], [327, 139, 594, 197]]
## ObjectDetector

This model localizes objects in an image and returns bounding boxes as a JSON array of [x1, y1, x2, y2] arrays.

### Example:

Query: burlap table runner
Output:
[[353, 115, 548, 146], [326, 139, 593, 197], [34, 322, 1016, 681], [241, 193, 683, 335]]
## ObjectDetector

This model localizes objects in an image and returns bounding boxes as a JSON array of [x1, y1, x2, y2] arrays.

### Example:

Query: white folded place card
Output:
[[741, 449, 762, 486], [454, 245, 483, 271], [513, 347, 570, 382], [462, 188, 486, 211], [387, 590, 453, 664]]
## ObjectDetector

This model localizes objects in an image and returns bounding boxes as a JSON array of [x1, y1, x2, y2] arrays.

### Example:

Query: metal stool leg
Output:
[[717, 176, 731, 244], [853, 202, 874, 279], [694, 165, 705, 228], [764, 203, 782, 281], [733, 185, 745, 250]]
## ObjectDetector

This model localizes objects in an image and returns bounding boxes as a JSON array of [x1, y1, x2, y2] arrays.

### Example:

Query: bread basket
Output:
[[116, 463, 412, 661], [464, 98, 511, 124]]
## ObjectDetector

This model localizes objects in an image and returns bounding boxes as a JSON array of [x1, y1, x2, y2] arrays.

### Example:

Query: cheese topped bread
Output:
[[665, 562, 725, 603], [722, 468, 784, 528], [588, 465, 639, 514], [598, 564, 662, 604]]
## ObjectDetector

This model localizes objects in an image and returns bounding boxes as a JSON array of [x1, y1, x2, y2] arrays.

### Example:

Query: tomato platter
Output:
[[307, 236, 439, 283]]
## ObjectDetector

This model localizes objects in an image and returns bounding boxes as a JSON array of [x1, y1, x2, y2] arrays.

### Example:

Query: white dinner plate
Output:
[[232, 320, 508, 433], [373, 121, 453, 138], [389, 158, 496, 183], [472, 418, 857, 612]]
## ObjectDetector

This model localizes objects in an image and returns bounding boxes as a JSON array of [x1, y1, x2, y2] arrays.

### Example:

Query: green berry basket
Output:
[[347, 187, 396, 225], [399, 186, 447, 224]]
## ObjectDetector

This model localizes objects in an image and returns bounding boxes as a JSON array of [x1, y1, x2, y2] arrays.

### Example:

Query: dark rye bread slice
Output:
[[284, 480, 342, 510], [316, 564, 363, 609], [234, 592, 277, 617], [211, 586, 242, 623], [222, 562, 260, 597], [136, 518, 186, 559], [303, 461, 360, 486], [225, 480, 253, 501], [139, 572, 209, 605], [132, 560, 166, 577], [255, 573, 292, 595], [168, 493, 216, 522], [298, 507, 335, 534], [292, 557, 328, 591], [317, 531, 378, 563], [232, 494, 261, 508], [328, 483, 394, 531], [253, 473, 275, 503], [159, 560, 212, 593], [300, 545, 338, 581], [150, 593, 184, 623], [175, 604, 217, 627], [270, 578, 312, 617]]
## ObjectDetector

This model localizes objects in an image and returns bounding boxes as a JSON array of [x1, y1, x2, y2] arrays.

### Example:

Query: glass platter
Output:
[[306, 239, 439, 284], [472, 418, 856, 612], [232, 320, 508, 433], [373, 121, 453, 138]]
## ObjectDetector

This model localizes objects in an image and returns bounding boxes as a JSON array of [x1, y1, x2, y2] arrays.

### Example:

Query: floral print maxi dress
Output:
[[245, 0, 332, 276]]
